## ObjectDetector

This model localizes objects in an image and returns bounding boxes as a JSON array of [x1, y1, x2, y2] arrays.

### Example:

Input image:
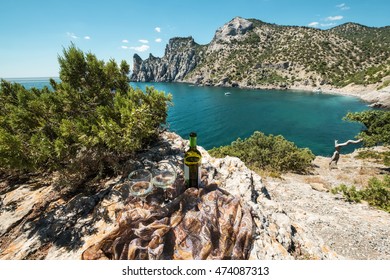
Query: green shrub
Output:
[[0, 45, 172, 176], [363, 176, 390, 212], [356, 150, 390, 166], [344, 110, 390, 147], [331, 184, 363, 203], [332, 176, 390, 212], [208, 131, 315, 174], [356, 150, 383, 160], [378, 79, 390, 90]]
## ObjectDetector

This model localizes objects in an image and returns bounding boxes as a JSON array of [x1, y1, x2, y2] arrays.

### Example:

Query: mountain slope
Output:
[[131, 17, 390, 90]]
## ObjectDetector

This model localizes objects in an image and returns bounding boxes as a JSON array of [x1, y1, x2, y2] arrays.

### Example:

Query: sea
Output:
[[2, 78, 370, 156]]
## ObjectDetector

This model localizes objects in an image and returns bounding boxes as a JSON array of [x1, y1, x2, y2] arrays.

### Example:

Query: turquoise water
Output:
[[4, 78, 369, 156], [4, 77, 60, 89], [132, 82, 368, 156]]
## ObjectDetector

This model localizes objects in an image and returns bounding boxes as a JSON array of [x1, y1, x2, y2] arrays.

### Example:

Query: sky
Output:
[[1, 0, 389, 78]]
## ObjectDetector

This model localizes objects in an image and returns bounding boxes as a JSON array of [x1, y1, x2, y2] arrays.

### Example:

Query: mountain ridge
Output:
[[130, 17, 390, 92]]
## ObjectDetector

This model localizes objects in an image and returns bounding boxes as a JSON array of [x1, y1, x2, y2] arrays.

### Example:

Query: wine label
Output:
[[197, 165, 201, 186], [184, 164, 201, 188], [184, 164, 189, 181]]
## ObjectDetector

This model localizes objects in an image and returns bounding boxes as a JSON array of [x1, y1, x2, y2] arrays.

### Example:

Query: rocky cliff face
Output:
[[207, 16, 255, 52], [130, 37, 205, 82]]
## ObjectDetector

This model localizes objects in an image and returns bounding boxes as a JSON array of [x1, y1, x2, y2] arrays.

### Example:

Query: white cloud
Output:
[[155, 27, 161, 33], [130, 45, 150, 52], [84, 36, 91, 40], [121, 46, 129, 49], [326, 15, 343, 21], [308, 22, 319, 27], [122, 39, 129, 43], [66, 32, 78, 39], [336, 3, 350, 10], [139, 39, 149, 44], [155, 38, 162, 43]]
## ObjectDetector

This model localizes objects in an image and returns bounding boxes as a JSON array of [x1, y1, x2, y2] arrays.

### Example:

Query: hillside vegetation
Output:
[[132, 17, 390, 90], [188, 18, 390, 89]]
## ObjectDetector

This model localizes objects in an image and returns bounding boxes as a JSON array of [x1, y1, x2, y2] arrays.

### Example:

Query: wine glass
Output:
[[151, 160, 177, 201], [128, 169, 154, 206]]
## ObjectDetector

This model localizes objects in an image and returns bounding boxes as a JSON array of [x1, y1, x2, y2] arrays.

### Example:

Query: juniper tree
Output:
[[0, 45, 172, 176]]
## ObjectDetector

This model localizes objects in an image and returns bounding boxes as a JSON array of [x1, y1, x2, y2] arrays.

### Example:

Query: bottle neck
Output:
[[189, 137, 197, 148]]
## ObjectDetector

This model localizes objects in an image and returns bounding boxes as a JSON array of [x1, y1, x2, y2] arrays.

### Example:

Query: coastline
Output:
[[289, 83, 390, 108], [184, 75, 390, 109], [203, 81, 390, 109], [7, 76, 390, 108]]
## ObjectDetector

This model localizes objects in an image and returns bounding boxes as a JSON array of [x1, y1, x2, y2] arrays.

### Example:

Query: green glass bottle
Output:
[[184, 132, 202, 188]]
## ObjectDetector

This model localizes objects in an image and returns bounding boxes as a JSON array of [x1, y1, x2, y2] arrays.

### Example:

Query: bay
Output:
[[132, 82, 367, 156], [5, 78, 369, 156]]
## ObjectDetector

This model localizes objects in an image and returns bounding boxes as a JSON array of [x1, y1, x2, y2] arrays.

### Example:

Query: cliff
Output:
[[130, 37, 205, 82], [1, 132, 389, 259], [130, 17, 390, 92]]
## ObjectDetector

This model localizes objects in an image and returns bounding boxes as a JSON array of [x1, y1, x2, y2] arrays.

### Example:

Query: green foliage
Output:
[[340, 63, 390, 86], [344, 111, 390, 147], [208, 131, 315, 174], [332, 176, 390, 213], [356, 150, 390, 166], [331, 184, 363, 203], [363, 176, 390, 212], [378, 79, 390, 90], [189, 20, 390, 89], [0, 45, 172, 175]]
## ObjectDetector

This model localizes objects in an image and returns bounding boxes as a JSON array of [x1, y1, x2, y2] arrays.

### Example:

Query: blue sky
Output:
[[1, 0, 389, 78]]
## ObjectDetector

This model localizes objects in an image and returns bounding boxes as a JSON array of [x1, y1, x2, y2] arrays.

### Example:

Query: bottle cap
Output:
[[190, 132, 197, 137]]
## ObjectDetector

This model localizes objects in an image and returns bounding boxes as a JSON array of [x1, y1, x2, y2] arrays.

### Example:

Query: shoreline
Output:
[[289, 83, 390, 108], [8, 76, 390, 109], [179, 75, 390, 108], [194, 81, 390, 109]]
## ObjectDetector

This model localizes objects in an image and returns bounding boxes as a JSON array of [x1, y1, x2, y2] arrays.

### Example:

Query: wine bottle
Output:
[[184, 132, 202, 188]]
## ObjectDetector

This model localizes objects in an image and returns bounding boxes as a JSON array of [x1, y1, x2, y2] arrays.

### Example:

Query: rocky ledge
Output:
[[264, 146, 390, 260], [1, 132, 389, 259]]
